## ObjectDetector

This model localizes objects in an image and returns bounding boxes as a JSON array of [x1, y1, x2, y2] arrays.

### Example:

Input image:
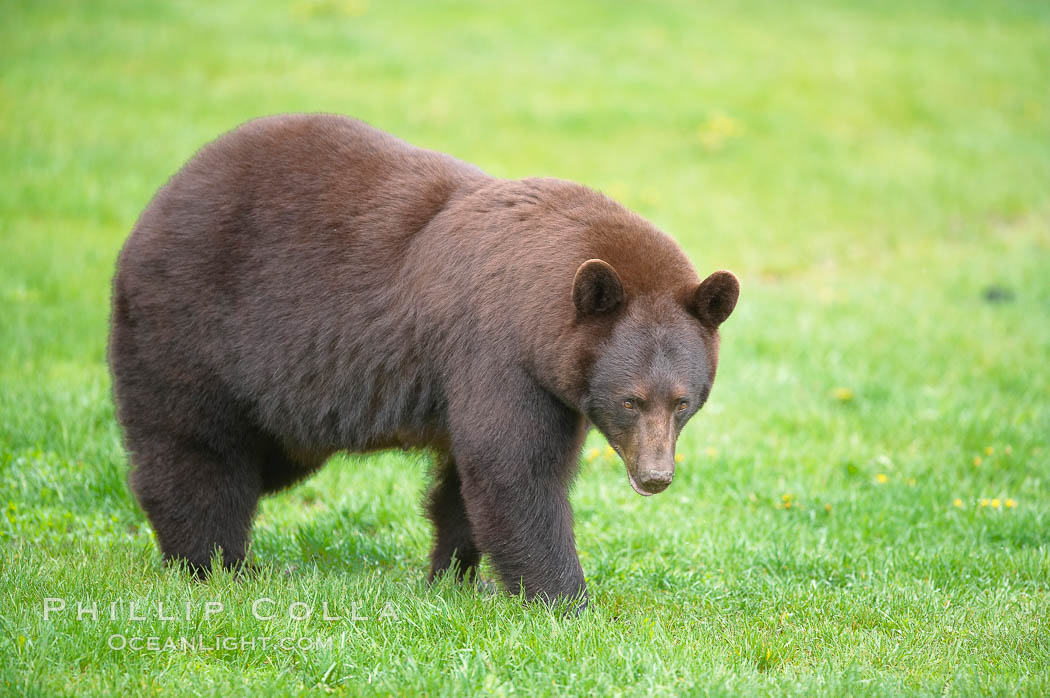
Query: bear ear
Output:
[[573, 259, 625, 315], [690, 270, 739, 328]]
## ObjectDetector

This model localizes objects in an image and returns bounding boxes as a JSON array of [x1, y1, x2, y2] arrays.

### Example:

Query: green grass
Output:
[[2, 0, 1049, 694]]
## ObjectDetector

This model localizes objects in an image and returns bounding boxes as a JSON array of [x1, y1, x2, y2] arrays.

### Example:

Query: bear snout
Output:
[[626, 460, 675, 496], [638, 468, 674, 492]]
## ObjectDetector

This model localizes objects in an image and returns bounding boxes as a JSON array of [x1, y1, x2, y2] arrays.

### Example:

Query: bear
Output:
[[108, 113, 739, 608]]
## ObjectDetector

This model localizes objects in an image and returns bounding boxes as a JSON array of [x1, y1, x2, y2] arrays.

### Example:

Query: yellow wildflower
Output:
[[984, 446, 995, 456], [991, 498, 1001, 509], [831, 387, 854, 402], [953, 498, 964, 508], [1005, 498, 1016, 508], [697, 112, 745, 152], [973, 456, 982, 467], [875, 473, 888, 484], [674, 453, 683, 464], [604, 446, 615, 458], [585, 448, 599, 462], [980, 498, 990, 508]]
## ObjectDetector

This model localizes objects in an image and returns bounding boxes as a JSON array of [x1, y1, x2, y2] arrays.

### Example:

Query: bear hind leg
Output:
[[128, 433, 262, 575], [425, 455, 480, 583]]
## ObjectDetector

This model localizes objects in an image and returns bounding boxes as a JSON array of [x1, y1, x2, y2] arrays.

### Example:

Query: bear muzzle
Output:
[[605, 408, 679, 496], [626, 462, 675, 496], [615, 441, 676, 496]]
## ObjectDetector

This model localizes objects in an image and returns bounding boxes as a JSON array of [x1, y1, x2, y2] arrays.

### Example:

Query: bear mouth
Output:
[[610, 443, 659, 497], [626, 470, 656, 497], [625, 468, 651, 495]]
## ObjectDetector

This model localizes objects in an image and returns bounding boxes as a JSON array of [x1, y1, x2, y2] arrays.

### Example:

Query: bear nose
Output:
[[638, 469, 673, 491]]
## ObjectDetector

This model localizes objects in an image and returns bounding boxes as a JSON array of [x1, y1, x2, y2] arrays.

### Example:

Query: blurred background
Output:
[[1, 0, 1048, 693], [4, 0, 1047, 479]]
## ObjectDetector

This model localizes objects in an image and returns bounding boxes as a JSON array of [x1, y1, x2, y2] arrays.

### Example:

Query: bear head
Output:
[[573, 259, 739, 496]]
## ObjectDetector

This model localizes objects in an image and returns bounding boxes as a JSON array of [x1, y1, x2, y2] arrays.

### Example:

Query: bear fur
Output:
[[108, 113, 739, 607]]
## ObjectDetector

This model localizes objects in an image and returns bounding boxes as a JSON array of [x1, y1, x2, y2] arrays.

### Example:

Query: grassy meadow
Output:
[[2, 0, 1049, 695]]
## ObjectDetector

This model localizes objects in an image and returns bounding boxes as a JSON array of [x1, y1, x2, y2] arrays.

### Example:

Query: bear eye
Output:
[[622, 399, 635, 410], [676, 399, 689, 412]]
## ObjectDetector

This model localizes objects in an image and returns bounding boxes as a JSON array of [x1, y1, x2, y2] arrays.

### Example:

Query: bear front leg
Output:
[[448, 368, 588, 609], [426, 454, 481, 582], [461, 468, 586, 609]]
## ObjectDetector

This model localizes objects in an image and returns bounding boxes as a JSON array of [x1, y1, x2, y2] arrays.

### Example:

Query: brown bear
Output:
[[108, 113, 739, 608]]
